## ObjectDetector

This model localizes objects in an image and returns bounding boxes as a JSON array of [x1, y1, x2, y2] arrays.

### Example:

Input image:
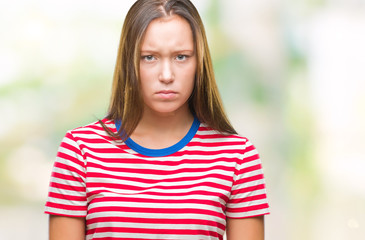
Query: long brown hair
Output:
[[101, 0, 237, 140]]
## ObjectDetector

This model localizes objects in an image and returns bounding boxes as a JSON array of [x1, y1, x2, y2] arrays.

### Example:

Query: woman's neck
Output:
[[130, 108, 194, 149]]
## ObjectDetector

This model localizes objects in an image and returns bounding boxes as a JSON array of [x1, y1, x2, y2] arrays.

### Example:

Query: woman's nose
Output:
[[159, 60, 174, 84]]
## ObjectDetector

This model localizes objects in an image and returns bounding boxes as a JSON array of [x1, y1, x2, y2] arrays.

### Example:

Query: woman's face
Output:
[[139, 15, 197, 117]]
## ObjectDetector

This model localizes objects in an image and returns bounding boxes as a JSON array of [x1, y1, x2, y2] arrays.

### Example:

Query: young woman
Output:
[[45, 0, 270, 239]]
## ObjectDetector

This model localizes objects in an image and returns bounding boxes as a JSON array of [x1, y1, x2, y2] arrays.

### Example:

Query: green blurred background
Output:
[[1, 0, 364, 239]]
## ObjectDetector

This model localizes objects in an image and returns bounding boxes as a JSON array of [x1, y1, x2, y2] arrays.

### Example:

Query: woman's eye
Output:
[[142, 55, 155, 61], [176, 55, 187, 61]]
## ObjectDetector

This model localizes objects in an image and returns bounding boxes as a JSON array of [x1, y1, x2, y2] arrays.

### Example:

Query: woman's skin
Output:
[[131, 15, 196, 150], [49, 14, 265, 240], [49, 215, 85, 240], [226, 216, 265, 240]]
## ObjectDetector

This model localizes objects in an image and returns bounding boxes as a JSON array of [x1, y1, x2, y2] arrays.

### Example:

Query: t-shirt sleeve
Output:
[[45, 131, 87, 217], [226, 139, 270, 218]]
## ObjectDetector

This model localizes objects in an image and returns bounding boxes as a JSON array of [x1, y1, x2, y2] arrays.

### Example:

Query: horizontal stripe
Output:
[[46, 201, 87, 211], [86, 167, 234, 181], [48, 186, 86, 198], [86, 189, 230, 203], [86, 161, 235, 175], [87, 217, 225, 231], [45, 207, 86, 217], [86, 191, 229, 204], [226, 209, 270, 219], [86, 232, 219, 240], [86, 172, 233, 184], [88, 202, 224, 214], [87, 211, 226, 226], [45, 119, 269, 240], [90, 196, 223, 208], [46, 196, 87, 207], [86, 157, 238, 169], [86, 226, 220, 237], [48, 191, 86, 201]]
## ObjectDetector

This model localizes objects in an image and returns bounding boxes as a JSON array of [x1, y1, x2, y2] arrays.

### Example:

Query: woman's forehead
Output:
[[141, 15, 194, 51]]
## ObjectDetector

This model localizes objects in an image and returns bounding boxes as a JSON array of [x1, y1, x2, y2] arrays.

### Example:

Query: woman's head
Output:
[[106, 0, 236, 139], [139, 14, 197, 117]]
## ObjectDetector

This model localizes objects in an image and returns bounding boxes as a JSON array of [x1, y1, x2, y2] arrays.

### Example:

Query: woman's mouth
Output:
[[156, 90, 177, 99]]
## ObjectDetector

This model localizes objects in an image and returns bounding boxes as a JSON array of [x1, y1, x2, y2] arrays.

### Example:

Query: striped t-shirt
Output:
[[45, 117, 269, 240]]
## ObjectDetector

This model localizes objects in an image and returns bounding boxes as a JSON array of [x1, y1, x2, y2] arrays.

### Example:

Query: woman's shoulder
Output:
[[196, 122, 251, 145], [66, 118, 116, 138]]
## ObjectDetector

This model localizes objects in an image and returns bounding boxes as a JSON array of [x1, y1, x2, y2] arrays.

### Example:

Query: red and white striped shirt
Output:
[[45, 118, 269, 240]]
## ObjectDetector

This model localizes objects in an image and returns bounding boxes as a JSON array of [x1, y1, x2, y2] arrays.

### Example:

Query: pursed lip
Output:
[[156, 90, 177, 94], [155, 90, 178, 99]]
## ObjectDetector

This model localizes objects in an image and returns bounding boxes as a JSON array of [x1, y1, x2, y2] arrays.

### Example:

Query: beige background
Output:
[[0, 0, 364, 239]]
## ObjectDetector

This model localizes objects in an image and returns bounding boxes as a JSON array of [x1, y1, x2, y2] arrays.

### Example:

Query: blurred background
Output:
[[1, 0, 364, 239]]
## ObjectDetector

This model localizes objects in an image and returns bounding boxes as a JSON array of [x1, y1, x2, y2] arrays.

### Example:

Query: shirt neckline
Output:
[[115, 117, 200, 157]]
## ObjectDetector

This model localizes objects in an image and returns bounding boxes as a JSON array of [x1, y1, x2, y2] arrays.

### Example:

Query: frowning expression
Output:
[[139, 15, 197, 117]]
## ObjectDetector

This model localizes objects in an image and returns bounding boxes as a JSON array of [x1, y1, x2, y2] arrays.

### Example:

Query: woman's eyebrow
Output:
[[140, 49, 194, 53]]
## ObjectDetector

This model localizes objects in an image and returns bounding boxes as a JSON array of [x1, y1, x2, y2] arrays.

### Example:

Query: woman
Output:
[[45, 0, 270, 239]]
